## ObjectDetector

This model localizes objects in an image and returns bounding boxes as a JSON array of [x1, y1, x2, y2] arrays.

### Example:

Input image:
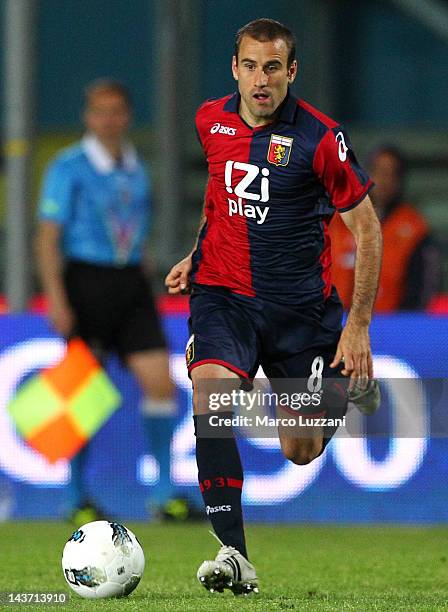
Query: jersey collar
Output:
[[82, 134, 138, 174], [224, 89, 298, 125]]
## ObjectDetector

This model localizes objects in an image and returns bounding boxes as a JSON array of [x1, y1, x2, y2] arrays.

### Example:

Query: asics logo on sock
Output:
[[206, 504, 232, 514]]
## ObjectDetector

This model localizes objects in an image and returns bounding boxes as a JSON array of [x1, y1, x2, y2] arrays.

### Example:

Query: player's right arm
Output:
[[35, 159, 76, 337], [165, 101, 211, 295], [165, 182, 208, 295]]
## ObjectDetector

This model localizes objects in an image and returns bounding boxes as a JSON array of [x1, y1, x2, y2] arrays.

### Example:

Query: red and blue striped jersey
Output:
[[191, 91, 373, 306]]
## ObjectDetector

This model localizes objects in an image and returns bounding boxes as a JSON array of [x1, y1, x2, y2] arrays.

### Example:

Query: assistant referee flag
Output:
[[7, 338, 121, 463]]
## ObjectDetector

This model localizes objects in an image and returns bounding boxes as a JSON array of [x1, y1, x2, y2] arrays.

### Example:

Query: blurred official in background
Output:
[[35, 79, 188, 522], [330, 145, 441, 312]]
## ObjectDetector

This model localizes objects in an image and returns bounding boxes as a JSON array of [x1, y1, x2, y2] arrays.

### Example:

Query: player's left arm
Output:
[[330, 195, 382, 380]]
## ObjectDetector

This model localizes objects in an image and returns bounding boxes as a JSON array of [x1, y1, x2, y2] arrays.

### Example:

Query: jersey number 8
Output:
[[307, 356, 324, 392]]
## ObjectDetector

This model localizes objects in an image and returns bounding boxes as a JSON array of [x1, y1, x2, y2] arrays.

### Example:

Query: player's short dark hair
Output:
[[235, 18, 296, 67], [84, 78, 133, 109]]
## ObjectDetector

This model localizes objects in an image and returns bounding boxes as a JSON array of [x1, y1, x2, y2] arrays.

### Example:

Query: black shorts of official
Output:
[[187, 283, 345, 382], [64, 260, 166, 359]]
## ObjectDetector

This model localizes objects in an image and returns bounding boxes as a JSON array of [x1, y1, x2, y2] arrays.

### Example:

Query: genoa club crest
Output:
[[267, 134, 293, 167], [185, 335, 195, 367]]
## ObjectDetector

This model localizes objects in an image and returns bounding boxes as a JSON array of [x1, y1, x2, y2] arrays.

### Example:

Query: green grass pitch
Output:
[[1, 522, 447, 611]]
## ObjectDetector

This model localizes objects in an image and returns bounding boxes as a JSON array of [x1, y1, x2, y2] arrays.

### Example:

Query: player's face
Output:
[[369, 153, 402, 210], [84, 91, 131, 142], [232, 36, 297, 127]]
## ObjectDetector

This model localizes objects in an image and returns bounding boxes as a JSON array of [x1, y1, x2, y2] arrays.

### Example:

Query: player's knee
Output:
[[192, 386, 202, 415], [283, 441, 323, 465], [191, 364, 240, 415], [284, 449, 314, 465], [192, 384, 216, 415]]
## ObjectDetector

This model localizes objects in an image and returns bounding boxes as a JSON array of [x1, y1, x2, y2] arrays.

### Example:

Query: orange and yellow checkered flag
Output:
[[7, 338, 121, 463]]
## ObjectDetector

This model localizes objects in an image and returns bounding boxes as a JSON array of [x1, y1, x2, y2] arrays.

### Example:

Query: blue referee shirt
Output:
[[38, 134, 151, 266]]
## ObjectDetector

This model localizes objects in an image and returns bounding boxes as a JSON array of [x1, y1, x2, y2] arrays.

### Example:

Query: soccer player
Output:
[[166, 19, 382, 594], [36, 79, 185, 522]]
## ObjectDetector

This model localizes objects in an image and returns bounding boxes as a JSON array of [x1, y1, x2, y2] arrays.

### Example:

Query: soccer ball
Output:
[[62, 521, 145, 599]]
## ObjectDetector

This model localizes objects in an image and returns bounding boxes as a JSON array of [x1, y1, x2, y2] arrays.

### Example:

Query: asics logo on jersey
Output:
[[206, 505, 232, 514], [335, 131, 348, 162], [210, 122, 237, 136]]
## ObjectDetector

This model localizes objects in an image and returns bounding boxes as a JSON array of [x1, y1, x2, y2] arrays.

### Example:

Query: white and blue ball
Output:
[[62, 521, 145, 599]]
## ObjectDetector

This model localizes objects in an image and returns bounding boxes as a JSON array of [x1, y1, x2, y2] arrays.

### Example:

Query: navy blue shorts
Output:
[[187, 283, 344, 382]]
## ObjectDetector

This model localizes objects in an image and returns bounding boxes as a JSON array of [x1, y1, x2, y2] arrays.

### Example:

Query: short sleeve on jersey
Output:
[[195, 97, 225, 154], [38, 158, 75, 224], [313, 126, 373, 212], [195, 101, 210, 150]]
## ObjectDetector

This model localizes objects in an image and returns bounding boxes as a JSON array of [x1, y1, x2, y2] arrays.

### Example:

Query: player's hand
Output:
[[49, 299, 76, 338], [165, 254, 193, 294], [329, 320, 373, 386]]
